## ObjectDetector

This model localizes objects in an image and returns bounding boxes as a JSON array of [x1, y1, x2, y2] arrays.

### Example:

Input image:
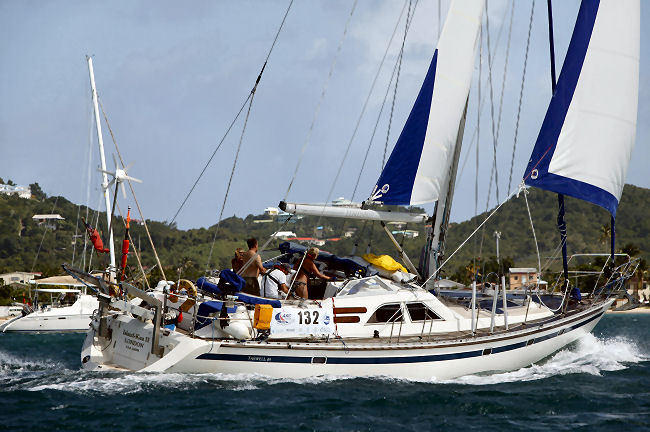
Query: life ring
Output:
[[177, 279, 198, 298]]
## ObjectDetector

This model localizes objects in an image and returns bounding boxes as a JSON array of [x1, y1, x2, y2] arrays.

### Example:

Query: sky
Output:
[[1, 0, 648, 230]]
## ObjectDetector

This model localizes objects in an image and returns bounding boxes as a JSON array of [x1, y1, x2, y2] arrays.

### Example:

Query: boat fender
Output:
[[223, 321, 251, 340]]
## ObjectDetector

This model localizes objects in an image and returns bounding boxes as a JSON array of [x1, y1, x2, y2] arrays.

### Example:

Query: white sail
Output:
[[524, 0, 640, 217], [370, 0, 483, 206]]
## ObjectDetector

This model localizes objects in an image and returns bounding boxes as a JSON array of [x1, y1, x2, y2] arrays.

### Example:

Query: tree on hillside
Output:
[[29, 183, 46, 201], [620, 243, 641, 258], [598, 223, 610, 245]]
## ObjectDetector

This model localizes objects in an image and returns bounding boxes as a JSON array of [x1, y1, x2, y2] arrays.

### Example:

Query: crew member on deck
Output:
[[292, 247, 331, 299], [240, 238, 266, 296], [261, 264, 290, 299]]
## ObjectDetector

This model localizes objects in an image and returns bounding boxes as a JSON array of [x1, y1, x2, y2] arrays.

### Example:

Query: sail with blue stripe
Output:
[[524, 0, 639, 217], [370, 0, 483, 206]]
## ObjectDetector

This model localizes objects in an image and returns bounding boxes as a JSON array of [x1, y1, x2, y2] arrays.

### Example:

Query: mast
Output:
[[426, 99, 468, 289], [545, 0, 570, 290], [86, 56, 116, 280]]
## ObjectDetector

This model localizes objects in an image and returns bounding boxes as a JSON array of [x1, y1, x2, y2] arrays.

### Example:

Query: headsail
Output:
[[524, 0, 640, 217], [370, 0, 484, 206]]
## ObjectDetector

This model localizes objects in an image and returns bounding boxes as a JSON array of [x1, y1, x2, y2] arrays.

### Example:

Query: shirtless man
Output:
[[292, 247, 331, 299], [240, 238, 266, 296]]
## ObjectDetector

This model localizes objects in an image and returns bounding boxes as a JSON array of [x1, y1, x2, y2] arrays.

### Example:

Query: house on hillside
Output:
[[32, 214, 65, 230], [0, 184, 31, 199], [264, 207, 279, 216], [0, 271, 41, 286], [272, 231, 297, 240], [509, 268, 540, 290]]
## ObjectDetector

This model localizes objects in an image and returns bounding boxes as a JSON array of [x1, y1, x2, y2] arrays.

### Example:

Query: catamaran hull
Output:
[[81, 302, 610, 380]]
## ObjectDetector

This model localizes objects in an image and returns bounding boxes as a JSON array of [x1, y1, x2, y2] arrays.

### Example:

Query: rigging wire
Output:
[[86, 196, 102, 272], [523, 186, 570, 312], [507, 0, 535, 195], [420, 187, 520, 289], [328, 0, 409, 205], [473, 23, 483, 281], [113, 200, 151, 289], [456, 1, 513, 185], [75, 98, 95, 268], [31, 195, 60, 273], [169, 0, 294, 225], [99, 101, 168, 281], [351, 50, 400, 201], [205, 92, 257, 271], [82, 106, 96, 270], [478, 0, 515, 267], [382, 0, 413, 170], [350, 1, 418, 201], [484, 0, 502, 209], [305, 1, 418, 270], [495, 0, 515, 146], [284, 0, 358, 201]]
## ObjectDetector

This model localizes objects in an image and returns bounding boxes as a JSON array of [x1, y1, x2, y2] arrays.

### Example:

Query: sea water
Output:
[[1, 314, 649, 431]]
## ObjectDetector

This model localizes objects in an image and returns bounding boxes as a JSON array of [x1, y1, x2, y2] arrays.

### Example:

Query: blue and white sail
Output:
[[524, 0, 640, 217], [369, 0, 484, 206]]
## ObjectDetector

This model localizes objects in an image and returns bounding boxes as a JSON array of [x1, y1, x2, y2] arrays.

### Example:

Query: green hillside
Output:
[[0, 179, 648, 290]]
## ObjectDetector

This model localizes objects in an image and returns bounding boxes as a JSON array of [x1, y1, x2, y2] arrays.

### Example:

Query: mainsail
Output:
[[524, 0, 640, 217], [370, 0, 484, 206]]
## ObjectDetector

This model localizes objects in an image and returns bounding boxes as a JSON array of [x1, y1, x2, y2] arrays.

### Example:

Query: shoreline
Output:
[[607, 307, 650, 314]]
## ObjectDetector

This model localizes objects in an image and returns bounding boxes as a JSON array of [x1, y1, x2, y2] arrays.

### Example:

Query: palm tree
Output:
[[619, 243, 642, 302], [598, 223, 611, 245], [620, 243, 641, 257]]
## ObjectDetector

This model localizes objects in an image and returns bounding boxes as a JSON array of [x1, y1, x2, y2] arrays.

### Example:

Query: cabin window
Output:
[[406, 303, 442, 321], [367, 304, 403, 323], [514, 276, 519, 281]]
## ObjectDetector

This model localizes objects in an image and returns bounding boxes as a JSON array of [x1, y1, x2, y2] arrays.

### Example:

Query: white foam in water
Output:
[[444, 334, 647, 386], [0, 349, 62, 376], [26, 369, 361, 394], [20, 334, 647, 393]]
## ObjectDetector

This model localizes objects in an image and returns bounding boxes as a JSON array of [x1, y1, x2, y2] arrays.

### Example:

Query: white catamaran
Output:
[[71, 0, 640, 379]]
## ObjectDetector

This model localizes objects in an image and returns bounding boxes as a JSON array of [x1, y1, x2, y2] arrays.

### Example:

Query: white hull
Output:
[[1, 294, 98, 333], [81, 300, 610, 380]]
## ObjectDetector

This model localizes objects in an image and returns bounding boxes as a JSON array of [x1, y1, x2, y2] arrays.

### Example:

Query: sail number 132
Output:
[[297, 310, 319, 325]]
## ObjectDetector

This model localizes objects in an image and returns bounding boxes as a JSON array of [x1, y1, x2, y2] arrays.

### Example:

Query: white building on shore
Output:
[[0, 184, 31, 199]]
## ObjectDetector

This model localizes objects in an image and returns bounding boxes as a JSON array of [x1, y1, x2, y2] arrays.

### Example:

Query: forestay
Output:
[[524, 0, 640, 217], [370, 0, 484, 206]]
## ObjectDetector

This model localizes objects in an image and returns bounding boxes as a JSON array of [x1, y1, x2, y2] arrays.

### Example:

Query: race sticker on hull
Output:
[[270, 306, 335, 337]]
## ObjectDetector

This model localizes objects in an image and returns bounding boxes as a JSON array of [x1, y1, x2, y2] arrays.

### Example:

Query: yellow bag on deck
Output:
[[254, 304, 274, 330], [362, 253, 407, 273]]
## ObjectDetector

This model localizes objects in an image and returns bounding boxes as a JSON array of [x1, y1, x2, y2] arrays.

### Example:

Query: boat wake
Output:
[[443, 333, 647, 385]]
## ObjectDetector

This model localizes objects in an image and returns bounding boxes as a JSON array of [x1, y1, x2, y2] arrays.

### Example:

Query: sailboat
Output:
[[73, 0, 640, 379]]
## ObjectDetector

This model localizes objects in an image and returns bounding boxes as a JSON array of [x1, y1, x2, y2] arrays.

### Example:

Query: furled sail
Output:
[[369, 0, 484, 206], [524, 0, 640, 217]]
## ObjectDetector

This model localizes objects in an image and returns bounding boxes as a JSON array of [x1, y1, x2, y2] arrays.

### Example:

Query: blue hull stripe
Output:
[[196, 310, 605, 365]]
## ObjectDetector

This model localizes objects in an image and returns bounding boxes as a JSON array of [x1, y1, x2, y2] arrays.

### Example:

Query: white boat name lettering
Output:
[[247, 356, 271, 362]]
